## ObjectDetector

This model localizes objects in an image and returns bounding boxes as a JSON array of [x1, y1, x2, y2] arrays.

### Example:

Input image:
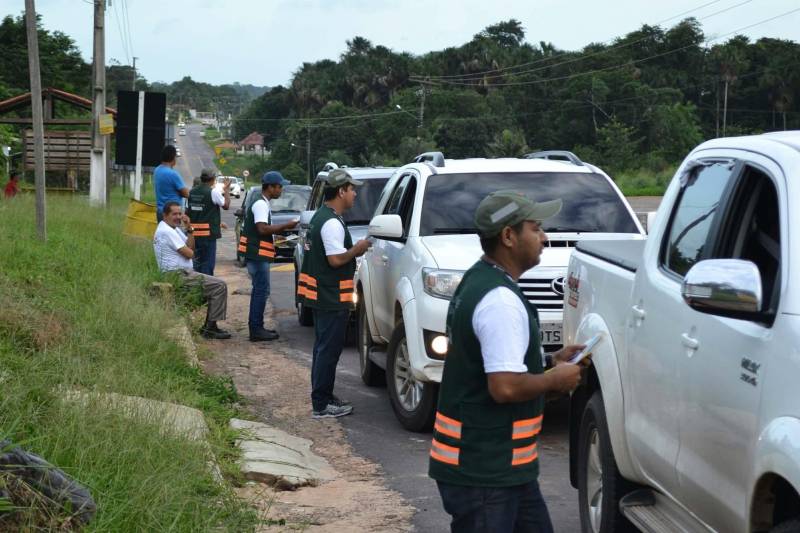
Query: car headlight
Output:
[[422, 268, 464, 300]]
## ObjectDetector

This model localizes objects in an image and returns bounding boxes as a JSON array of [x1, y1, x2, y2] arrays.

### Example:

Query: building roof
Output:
[[239, 132, 264, 146], [0, 87, 117, 116]]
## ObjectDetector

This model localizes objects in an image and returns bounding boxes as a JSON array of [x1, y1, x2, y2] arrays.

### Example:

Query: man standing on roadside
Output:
[[297, 169, 371, 419], [154, 145, 189, 222], [239, 171, 298, 342], [154, 201, 231, 340], [429, 190, 584, 532], [187, 168, 230, 275]]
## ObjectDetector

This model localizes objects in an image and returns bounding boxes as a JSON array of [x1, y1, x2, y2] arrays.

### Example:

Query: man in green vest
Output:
[[297, 169, 371, 419], [187, 168, 230, 275], [239, 171, 298, 342], [429, 190, 585, 532]]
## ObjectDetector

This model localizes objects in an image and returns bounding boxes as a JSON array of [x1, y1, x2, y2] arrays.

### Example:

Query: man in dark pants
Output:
[[429, 191, 585, 532], [297, 169, 370, 419], [238, 171, 298, 342], [187, 168, 230, 275]]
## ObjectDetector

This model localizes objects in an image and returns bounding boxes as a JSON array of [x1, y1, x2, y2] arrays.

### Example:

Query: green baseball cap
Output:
[[326, 169, 363, 188], [474, 190, 562, 237]]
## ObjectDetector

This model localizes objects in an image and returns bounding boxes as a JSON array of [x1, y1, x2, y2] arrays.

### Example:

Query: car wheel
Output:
[[578, 392, 635, 533], [295, 270, 313, 327], [357, 299, 385, 387], [386, 319, 436, 432]]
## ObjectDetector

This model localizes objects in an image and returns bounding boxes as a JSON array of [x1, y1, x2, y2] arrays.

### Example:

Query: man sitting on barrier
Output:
[[153, 201, 231, 339]]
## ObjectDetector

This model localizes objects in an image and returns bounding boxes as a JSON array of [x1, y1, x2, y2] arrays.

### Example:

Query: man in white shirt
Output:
[[153, 201, 231, 340]]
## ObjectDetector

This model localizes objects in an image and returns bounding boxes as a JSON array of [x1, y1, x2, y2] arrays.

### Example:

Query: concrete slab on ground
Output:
[[230, 418, 335, 490]]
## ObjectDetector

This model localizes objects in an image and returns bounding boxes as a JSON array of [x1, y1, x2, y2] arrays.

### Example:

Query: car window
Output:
[[343, 178, 389, 224], [662, 161, 735, 277], [270, 188, 311, 212], [384, 174, 412, 215], [310, 179, 326, 210]]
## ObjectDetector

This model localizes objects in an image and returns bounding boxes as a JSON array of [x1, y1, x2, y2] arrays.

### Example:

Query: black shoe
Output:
[[201, 327, 231, 340], [249, 328, 279, 342]]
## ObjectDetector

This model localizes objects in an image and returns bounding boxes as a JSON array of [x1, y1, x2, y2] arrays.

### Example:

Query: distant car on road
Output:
[[179, 129, 186, 136], [215, 175, 241, 198], [178, 122, 185, 128], [175, 147, 181, 157], [235, 184, 311, 265]]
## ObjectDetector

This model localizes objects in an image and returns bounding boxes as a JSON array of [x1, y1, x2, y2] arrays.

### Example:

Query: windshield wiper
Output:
[[433, 228, 478, 234], [544, 226, 599, 232]]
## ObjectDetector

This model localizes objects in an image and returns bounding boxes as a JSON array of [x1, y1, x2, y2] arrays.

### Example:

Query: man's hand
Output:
[[283, 219, 299, 231], [180, 214, 191, 228], [553, 344, 586, 365], [222, 177, 231, 191], [220, 222, 228, 229], [546, 363, 582, 393], [352, 239, 371, 257]]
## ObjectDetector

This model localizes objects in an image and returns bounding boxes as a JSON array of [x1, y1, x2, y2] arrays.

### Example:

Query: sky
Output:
[[3, 0, 800, 87]]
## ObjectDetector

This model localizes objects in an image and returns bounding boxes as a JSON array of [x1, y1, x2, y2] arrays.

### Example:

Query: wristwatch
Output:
[[184, 226, 194, 234]]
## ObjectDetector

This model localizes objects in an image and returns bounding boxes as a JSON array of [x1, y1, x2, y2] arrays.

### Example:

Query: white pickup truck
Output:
[[563, 131, 800, 533], [358, 151, 644, 431]]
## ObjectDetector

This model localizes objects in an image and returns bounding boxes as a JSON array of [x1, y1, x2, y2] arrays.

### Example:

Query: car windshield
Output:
[[343, 178, 389, 224], [419, 172, 639, 236], [270, 188, 311, 212]]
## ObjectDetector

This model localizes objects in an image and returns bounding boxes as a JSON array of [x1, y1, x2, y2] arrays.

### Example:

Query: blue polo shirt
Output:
[[154, 164, 186, 213]]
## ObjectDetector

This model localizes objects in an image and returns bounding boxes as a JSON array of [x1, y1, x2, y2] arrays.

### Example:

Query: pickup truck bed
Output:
[[574, 240, 644, 273]]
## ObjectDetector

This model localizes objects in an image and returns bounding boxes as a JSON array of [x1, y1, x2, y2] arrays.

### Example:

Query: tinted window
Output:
[[663, 162, 735, 276], [270, 187, 311, 212], [343, 178, 389, 224], [419, 172, 639, 236]]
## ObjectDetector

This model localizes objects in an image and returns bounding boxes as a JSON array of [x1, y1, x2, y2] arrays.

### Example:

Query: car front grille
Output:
[[517, 277, 563, 311]]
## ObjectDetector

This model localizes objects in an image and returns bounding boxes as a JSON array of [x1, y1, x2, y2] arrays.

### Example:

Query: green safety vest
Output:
[[428, 260, 545, 487], [297, 205, 355, 310], [238, 196, 275, 262], [187, 183, 221, 239]]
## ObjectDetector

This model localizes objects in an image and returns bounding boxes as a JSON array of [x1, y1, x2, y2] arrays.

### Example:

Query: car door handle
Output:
[[380, 255, 389, 265], [631, 305, 646, 320], [681, 333, 699, 350]]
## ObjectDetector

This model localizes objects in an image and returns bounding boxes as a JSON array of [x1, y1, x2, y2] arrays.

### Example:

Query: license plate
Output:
[[540, 322, 562, 345]]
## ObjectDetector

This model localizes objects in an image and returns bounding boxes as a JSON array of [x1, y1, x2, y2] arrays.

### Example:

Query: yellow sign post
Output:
[[218, 157, 227, 166], [99, 113, 114, 135]]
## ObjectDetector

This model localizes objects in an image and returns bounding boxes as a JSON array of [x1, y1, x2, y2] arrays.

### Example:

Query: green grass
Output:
[[0, 192, 257, 531], [612, 167, 675, 197]]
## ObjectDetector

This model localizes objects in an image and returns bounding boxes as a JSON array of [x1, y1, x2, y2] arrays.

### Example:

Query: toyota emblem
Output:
[[551, 277, 566, 296]]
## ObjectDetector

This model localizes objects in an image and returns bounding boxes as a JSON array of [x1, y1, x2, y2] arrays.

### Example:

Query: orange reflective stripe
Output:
[[194, 229, 211, 237], [259, 241, 275, 251], [258, 249, 276, 258], [239, 236, 248, 244], [434, 412, 462, 439], [511, 443, 538, 466], [304, 289, 317, 301], [192, 223, 210, 229], [299, 274, 317, 287], [339, 279, 355, 290], [512, 415, 543, 440], [430, 438, 460, 466], [237, 245, 247, 253], [339, 293, 355, 303]]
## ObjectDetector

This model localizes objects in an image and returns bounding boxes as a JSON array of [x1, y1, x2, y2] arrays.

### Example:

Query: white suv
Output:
[[358, 151, 644, 431]]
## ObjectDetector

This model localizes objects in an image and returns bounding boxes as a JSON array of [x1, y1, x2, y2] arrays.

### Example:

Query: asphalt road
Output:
[[174, 123, 217, 186]]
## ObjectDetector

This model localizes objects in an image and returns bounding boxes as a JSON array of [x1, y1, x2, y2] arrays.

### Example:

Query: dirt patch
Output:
[[200, 258, 413, 532]]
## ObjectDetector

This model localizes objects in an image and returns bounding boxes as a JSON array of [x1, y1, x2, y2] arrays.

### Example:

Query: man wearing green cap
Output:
[[428, 190, 585, 532], [298, 169, 371, 419]]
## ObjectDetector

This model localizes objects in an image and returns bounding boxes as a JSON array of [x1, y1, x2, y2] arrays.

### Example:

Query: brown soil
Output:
[[199, 259, 413, 532]]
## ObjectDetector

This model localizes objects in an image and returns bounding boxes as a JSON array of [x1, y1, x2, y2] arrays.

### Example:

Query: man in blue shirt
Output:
[[154, 145, 189, 222]]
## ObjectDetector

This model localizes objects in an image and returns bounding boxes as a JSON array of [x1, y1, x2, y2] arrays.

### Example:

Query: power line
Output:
[[416, 0, 734, 81], [121, 0, 134, 60], [111, 0, 131, 64], [411, 6, 800, 88]]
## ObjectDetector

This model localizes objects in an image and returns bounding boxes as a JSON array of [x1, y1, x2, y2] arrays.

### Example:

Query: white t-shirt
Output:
[[321, 218, 347, 256], [472, 286, 530, 373], [251, 196, 271, 224], [153, 221, 193, 272], [211, 188, 225, 207]]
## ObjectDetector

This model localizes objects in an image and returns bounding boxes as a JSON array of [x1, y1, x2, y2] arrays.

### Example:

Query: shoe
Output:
[[249, 328, 279, 342], [331, 395, 351, 407], [201, 326, 231, 340], [312, 403, 353, 419]]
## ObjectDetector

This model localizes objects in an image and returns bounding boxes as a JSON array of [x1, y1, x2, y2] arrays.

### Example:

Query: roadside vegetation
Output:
[[0, 193, 257, 530]]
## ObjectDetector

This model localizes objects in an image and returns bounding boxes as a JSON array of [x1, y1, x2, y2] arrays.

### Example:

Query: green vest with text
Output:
[[297, 205, 355, 310], [238, 197, 275, 262], [187, 183, 221, 239], [428, 260, 544, 487]]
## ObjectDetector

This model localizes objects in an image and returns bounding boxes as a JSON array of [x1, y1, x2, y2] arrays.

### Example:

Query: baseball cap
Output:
[[261, 170, 291, 186], [474, 190, 562, 237], [199, 168, 216, 181], [326, 168, 363, 188]]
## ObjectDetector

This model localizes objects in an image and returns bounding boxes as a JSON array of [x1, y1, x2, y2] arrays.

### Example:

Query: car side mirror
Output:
[[299, 210, 315, 228], [681, 259, 763, 318], [369, 214, 403, 239]]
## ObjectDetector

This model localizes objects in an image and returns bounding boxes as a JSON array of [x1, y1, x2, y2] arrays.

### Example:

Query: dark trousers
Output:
[[193, 238, 217, 276], [436, 479, 554, 533], [310, 308, 349, 411], [246, 259, 270, 332]]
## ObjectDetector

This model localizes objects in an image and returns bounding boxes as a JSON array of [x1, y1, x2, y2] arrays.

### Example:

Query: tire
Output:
[[295, 270, 313, 327], [771, 518, 800, 532], [578, 392, 635, 533], [386, 319, 437, 432], [357, 300, 385, 387]]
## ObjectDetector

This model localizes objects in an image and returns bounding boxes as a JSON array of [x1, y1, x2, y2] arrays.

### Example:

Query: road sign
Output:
[[218, 157, 227, 165], [99, 113, 114, 135], [214, 146, 222, 156], [243, 170, 250, 178]]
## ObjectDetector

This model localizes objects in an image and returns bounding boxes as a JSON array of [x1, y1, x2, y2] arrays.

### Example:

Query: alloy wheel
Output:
[[586, 427, 604, 532], [392, 339, 423, 412]]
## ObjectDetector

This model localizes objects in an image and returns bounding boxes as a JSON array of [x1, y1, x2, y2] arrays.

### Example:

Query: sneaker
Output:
[[201, 326, 231, 339], [312, 403, 353, 419], [249, 328, 279, 342], [331, 395, 351, 407]]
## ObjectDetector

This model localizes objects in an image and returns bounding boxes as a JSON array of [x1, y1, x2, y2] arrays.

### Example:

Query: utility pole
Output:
[[90, 0, 107, 205], [417, 85, 426, 133], [131, 56, 138, 90], [25, 0, 46, 240], [306, 124, 312, 185]]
